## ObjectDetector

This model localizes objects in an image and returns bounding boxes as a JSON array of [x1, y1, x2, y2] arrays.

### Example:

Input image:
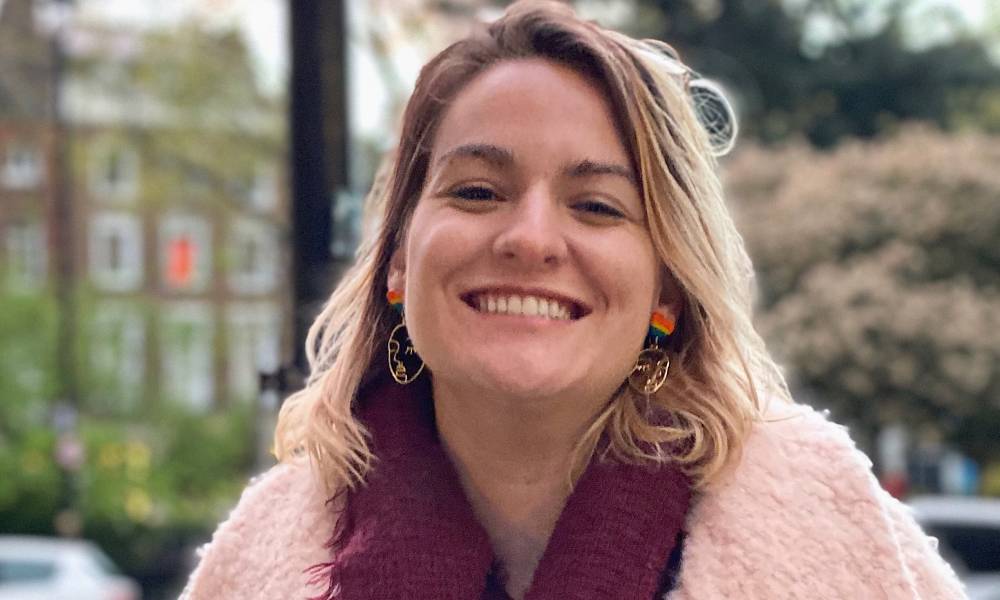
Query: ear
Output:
[[654, 268, 684, 332], [386, 246, 406, 293]]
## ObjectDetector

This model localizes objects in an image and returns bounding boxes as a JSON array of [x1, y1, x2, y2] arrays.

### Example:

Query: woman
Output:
[[183, 2, 964, 598]]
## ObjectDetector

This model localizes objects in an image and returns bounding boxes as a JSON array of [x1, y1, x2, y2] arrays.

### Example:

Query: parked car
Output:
[[0, 536, 140, 600], [909, 495, 1000, 600]]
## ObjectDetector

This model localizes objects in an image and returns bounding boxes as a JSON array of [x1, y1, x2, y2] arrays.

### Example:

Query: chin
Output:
[[468, 359, 593, 402], [427, 350, 532, 388]]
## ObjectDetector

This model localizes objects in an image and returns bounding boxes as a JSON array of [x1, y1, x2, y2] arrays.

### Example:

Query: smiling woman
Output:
[[181, 2, 965, 599], [394, 59, 666, 434]]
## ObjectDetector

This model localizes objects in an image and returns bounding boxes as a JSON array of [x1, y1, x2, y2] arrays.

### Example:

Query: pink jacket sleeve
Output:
[[880, 490, 969, 599], [180, 459, 336, 600], [670, 404, 967, 599]]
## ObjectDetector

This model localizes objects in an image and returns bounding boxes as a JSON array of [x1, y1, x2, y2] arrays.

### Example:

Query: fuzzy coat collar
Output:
[[181, 400, 966, 599], [306, 376, 691, 599]]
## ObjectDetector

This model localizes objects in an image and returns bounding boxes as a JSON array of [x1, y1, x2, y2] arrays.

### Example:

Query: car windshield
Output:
[[926, 524, 1000, 573], [0, 559, 57, 584]]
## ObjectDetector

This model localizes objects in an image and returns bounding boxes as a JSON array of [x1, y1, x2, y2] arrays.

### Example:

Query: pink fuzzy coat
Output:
[[181, 403, 966, 599]]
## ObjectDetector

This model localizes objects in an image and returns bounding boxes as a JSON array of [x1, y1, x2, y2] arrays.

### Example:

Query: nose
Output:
[[492, 184, 568, 268]]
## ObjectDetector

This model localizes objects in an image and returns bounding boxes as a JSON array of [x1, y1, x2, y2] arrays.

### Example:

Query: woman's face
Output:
[[389, 58, 677, 407]]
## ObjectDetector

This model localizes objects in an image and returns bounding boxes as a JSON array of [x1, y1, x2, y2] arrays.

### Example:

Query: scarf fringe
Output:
[[305, 487, 353, 600]]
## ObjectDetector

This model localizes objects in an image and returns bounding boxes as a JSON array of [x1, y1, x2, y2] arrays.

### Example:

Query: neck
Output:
[[432, 376, 606, 598]]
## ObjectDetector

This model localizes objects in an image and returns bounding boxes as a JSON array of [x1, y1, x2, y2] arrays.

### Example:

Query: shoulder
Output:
[[180, 458, 338, 600], [671, 402, 965, 599], [724, 400, 876, 497]]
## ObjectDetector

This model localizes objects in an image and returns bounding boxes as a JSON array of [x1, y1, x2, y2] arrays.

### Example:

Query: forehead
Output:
[[429, 58, 631, 168]]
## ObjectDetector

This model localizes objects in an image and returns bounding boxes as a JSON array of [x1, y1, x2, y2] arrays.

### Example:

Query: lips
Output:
[[460, 288, 589, 320]]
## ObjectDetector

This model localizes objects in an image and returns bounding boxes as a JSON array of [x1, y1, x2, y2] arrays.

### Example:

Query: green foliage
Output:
[[0, 428, 61, 534], [0, 286, 58, 432], [0, 285, 61, 532], [635, 0, 1000, 146], [0, 285, 259, 580], [78, 406, 256, 577], [727, 126, 1000, 455]]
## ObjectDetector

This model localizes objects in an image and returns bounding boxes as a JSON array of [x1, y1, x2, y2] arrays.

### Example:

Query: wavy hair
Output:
[[275, 0, 791, 491]]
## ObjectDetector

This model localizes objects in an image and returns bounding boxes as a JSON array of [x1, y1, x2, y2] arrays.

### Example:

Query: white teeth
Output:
[[522, 296, 538, 317], [471, 293, 573, 320]]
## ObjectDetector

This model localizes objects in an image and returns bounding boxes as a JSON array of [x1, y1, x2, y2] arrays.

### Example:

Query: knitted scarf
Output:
[[308, 372, 691, 600]]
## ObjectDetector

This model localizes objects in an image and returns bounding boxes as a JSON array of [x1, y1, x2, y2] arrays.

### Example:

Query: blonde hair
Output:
[[275, 0, 791, 492]]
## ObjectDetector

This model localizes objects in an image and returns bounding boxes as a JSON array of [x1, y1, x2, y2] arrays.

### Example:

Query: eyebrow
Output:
[[433, 143, 635, 184], [433, 143, 514, 170], [564, 159, 636, 184]]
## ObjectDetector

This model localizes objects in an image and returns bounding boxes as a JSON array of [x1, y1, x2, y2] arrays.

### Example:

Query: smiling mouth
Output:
[[460, 290, 587, 321]]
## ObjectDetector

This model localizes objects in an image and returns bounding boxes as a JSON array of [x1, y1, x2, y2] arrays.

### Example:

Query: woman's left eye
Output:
[[573, 200, 626, 219], [451, 185, 497, 201]]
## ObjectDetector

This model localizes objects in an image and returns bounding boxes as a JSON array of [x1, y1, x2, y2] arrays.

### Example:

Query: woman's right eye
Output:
[[450, 185, 497, 201]]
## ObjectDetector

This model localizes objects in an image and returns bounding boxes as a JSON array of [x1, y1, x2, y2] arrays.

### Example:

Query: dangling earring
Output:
[[386, 289, 425, 384], [628, 312, 673, 395]]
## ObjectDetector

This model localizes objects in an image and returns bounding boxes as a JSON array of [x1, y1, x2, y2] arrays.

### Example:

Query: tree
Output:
[[0, 285, 61, 533], [632, 0, 1000, 146], [725, 126, 1000, 463]]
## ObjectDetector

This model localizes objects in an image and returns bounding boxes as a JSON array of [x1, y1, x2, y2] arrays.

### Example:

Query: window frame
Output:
[[159, 213, 213, 293], [1, 141, 44, 190], [89, 301, 146, 412], [159, 301, 215, 411], [88, 211, 144, 292], [227, 216, 280, 295], [5, 220, 48, 289], [226, 302, 282, 401]]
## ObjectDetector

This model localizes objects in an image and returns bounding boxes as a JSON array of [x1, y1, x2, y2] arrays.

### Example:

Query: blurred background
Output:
[[0, 0, 997, 598]]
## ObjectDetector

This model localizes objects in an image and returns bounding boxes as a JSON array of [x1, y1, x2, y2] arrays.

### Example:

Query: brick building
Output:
[[0, 0, 290, 415], [0, 0, 54, 292]]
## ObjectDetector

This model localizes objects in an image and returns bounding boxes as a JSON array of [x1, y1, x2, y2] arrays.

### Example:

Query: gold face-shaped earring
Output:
[[386, 289, 425, 385], [627, 311, 673, 395], [629, 347, 670, 395]]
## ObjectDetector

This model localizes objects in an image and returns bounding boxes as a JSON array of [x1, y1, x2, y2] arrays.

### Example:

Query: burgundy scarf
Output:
[[308, 372, 691, 600]]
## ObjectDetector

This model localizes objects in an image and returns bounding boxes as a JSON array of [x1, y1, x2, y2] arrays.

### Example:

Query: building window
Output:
[[227, 218, 279, 295], [88, 212, 143, 292], [5, 221, 47, 289], [159, 214, 211, 293], [89, 144, 139, 201], [226, 303, 282, 401], [241, 164, 278, 212], [89, 302, 145, 412], [160, 302, 214, 411], [2, 142, 43, 189]]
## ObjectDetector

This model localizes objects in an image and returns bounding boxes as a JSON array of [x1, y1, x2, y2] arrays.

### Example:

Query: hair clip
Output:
[[635, 40, 739, 157]]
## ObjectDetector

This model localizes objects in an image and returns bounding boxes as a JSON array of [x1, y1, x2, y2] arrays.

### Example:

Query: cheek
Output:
[[405, 214, 479, 293], [583, 233, 660, 310], [400, 210, 482, 350]]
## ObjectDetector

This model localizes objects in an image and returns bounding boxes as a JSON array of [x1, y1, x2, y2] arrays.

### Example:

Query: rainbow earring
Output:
[[386, 289, 425, 384], [628, 311, 673, 395]]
